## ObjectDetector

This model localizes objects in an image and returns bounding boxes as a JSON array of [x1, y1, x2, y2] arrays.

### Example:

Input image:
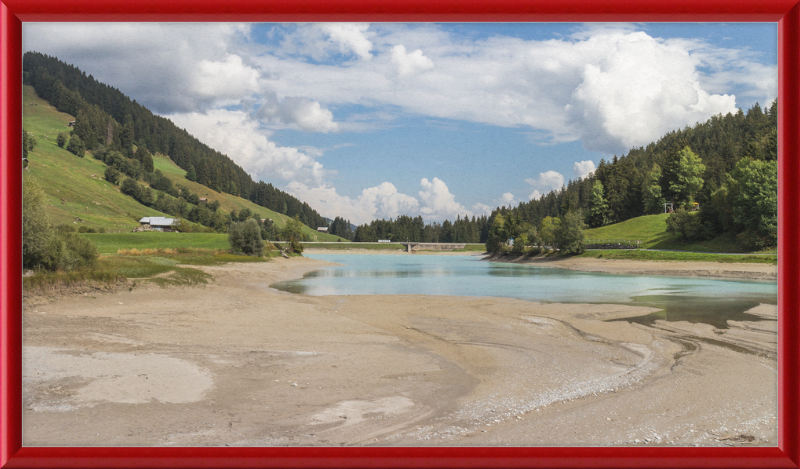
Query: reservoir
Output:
[[271, 254, 777, 328]]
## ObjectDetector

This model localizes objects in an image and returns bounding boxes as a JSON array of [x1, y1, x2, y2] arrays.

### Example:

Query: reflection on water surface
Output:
[[271, 254, 776, 329]]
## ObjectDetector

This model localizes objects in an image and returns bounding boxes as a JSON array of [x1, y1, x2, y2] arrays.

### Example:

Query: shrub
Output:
[[228, 219, 265, 257], [736, 230, 774, 251], [511, 233, 528, 254], [23, 177, 98, 272], [485, 214, 508, 253], [57, 132, 67, 148], [666, 209, 713, 242], [121, 177, 154, 206], [66, 134, 86, 157], [727, 158, 778, 249], [23, 175, 53, 269], [289, 239, 304, 254], [104, 166, 122, 185], [280, 215, 307, 253], [44, 232, 98, 271], [54, 224, 76, 234], [554, 210, 586, 254]]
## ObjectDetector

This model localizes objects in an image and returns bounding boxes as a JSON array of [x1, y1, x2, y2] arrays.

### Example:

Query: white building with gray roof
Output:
[[138, 217, 176, 232]]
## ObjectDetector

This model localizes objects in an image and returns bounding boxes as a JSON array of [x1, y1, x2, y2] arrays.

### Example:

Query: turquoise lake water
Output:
[[270, 254, 778, 328]]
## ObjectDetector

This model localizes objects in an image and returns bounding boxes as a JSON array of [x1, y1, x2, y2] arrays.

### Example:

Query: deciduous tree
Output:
[[66, 134, 86, 157], [554, 210, 586, 254], [228, 219, 264, 256]]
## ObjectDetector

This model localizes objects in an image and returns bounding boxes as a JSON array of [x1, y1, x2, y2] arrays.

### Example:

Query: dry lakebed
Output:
[[22, 254, 778, 447]]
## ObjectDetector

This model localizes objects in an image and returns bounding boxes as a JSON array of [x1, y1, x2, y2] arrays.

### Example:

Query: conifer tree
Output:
[[185, 164, 197, 182], [668, 147, 705, 209], [642, 163, 665, 214], [587, 180, 611, 228]]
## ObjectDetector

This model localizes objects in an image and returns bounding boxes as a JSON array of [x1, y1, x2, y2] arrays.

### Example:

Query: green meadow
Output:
[[584, 213, 753, 253]]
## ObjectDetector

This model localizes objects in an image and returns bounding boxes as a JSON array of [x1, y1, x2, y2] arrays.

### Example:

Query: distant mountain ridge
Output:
[[23, 51, 331, 231]]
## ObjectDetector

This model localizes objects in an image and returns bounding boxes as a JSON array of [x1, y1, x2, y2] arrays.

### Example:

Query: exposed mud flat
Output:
[[22, 258, 777, 447]]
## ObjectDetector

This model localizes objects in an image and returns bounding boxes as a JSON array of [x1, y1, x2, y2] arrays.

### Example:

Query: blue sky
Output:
[[23, 22, 777, 224]]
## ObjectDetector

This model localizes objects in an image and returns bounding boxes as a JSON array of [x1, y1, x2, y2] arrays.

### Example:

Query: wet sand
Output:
[[485, 253, 777, 281], [22, 257, 777, 446]]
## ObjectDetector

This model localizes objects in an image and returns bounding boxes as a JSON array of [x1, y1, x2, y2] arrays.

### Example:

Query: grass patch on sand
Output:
[[116, 248, 270, 266], [577, 249, 777, 264], [24, 249, 272, 296]]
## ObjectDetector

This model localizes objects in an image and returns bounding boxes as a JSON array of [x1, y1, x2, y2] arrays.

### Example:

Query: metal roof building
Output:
[[138, 217, 176, 232]]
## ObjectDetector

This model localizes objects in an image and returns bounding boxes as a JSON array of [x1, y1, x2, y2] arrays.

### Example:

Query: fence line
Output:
[[585, 239, 641, 249]]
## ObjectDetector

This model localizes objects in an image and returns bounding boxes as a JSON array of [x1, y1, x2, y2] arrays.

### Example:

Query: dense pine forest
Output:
[[23, 52, 329, 231], [509, 100, 776, 229]]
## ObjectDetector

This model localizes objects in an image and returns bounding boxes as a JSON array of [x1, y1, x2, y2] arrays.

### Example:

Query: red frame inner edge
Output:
[[1, 1, 798, 467]]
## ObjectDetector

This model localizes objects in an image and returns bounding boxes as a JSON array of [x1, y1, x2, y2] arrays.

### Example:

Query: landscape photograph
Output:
[[18, 21, 780, 447]]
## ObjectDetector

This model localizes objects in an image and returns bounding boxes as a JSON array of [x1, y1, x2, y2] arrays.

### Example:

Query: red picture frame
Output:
[[1, 1, 798, 467]]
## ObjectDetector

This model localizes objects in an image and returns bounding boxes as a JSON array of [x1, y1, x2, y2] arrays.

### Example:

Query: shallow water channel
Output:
[[271, 254, 777, 329]]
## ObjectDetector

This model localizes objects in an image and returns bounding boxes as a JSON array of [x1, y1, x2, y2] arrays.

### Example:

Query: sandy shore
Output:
[[303, 248, 479, 256], [485, 254, 777, 281], [22, 257, 777, 446]]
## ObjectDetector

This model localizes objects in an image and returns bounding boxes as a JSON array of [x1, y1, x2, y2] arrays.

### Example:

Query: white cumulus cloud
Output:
[[165, 109, 328, 186], [526, 171, 565, 200], [290, 176, 481, 225], [26, 23, 775, 155], [286, 181, 419, 225], [391, 45, 434, 76], [418, 177, 472, 221], [497, 192, 516, 207], [565, 31, 737, 153], [573, 160, 596, 179], [471, 203, 493, 216], [318, 23, 374, 61], [192, 55, 260, 102], [252, 25, 764, 154], [254, 92, 339, 133], [23, 23, 255, 114]]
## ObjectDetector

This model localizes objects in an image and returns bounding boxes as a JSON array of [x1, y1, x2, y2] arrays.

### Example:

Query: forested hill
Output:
[[349, 99, 777, 249], [23, 51, 329, 230], [499, 99, 777, 231]]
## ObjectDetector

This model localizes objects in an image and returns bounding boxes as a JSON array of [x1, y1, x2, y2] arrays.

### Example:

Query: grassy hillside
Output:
[[23, 85, 167, 232], [23, 85, 344, 242], [151, 153, 342, 242], [584, 213, 748, 253]]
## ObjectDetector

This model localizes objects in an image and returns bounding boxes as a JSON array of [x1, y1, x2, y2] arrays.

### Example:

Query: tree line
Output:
[[490, 100, 778, 252], [349, 215, 491, 243], [23, 51, 330, 231]]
